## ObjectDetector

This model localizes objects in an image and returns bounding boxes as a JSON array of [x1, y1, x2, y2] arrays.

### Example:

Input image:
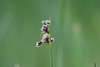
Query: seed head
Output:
[[36, 41, 42, 47], [41, 34, 50, 43], [42, 21, 46, 25], [46, 20, 50, 24], [51, 38, 54, 42], [36, 18, 54, 47]]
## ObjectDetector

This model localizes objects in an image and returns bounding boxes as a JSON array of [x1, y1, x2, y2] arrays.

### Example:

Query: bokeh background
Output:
[[0, 0, 100, 67]]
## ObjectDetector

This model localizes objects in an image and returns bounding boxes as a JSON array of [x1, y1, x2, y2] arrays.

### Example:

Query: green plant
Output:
[[36, 17, 54, 67]]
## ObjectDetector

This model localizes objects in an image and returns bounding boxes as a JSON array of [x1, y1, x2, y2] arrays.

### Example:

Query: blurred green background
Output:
[[0, 0, 100, 67]]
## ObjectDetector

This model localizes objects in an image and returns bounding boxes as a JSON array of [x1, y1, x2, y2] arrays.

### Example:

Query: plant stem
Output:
[[49, 46, 53, 67], [49, 17, 53, 67], [94, 62, 96, 67]]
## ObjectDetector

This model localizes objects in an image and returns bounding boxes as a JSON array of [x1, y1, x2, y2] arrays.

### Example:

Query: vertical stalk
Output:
[[49, 17, 53, 67], [94, 62, 96, 67], [49, 46, 53, 67]]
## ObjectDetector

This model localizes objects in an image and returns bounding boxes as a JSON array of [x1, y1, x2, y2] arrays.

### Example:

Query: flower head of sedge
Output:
[[36, 18, 54, 47]]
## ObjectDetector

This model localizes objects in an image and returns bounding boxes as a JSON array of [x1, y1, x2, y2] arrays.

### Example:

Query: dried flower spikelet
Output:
[[36, 41, 42, 47], [41, 34, 50, 43], [51, 38, 54, 42], [43, 33, 48, 37], [46, 20, 50, 27], [42, 20, 46, 25], [46, 20, 50, 24], [41, 26, 49, 33], [41, 20, 50, 34], [41, 27, 45, 31], [43, 25, 48, 28]]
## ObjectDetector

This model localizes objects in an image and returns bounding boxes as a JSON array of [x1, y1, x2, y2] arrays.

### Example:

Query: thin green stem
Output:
[[94, 62, 96, 67], [49, 45, 53, 67], [49, 17, 53, 67]]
